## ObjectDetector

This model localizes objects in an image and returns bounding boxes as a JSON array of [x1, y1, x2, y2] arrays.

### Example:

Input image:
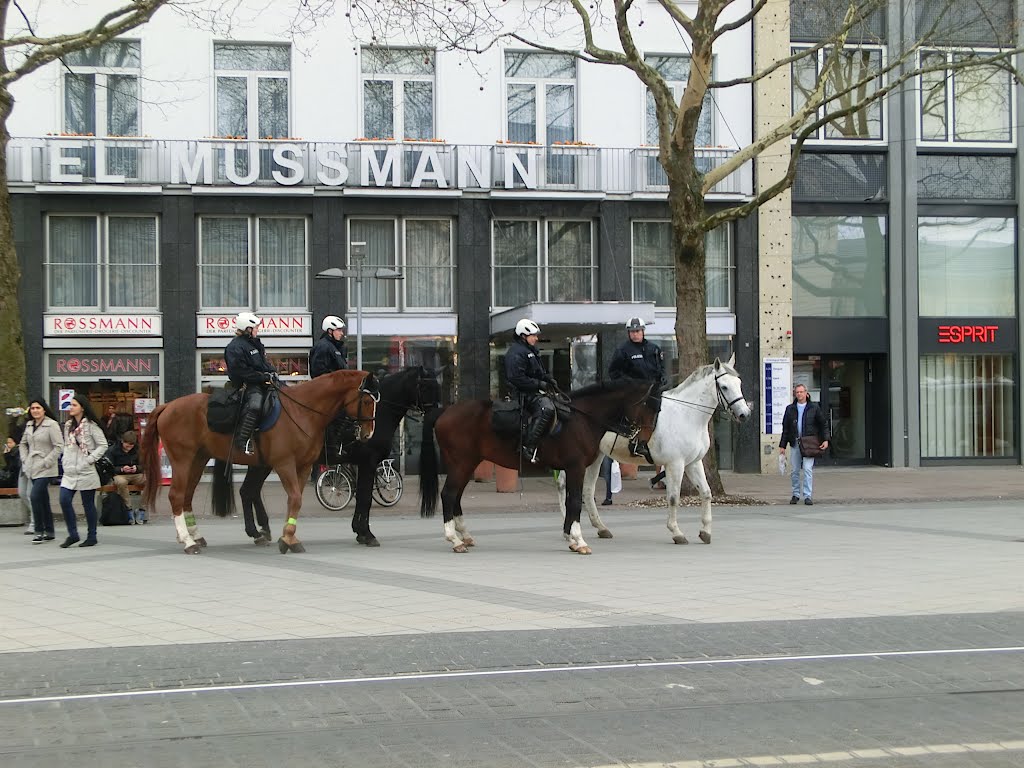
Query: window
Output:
[[793, 216, 887, 317], [505, 52, 577, 183], [200, 351, 309, 393], [920, 50, 1012, 143], [361, 48, 435, 140], [214, 43, 290, 139], [46, 215, 158, 309], [645, 55, 713, 148], [64, 40, 140, 137], [348, 218, 454, 310], [792, 46, 884, 140], [199, 216, 307, 309], [918, 217, 1014, 316], [920, 354, 1014, 458], [491, 219, 594, 308], [631, 221, 732, 310]]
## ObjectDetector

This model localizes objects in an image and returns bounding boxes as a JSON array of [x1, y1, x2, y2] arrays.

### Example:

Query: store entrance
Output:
[[48, 380, 159, 438], [793, 356, 889, 466]]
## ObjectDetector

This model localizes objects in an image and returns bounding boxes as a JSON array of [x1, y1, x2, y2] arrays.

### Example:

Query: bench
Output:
[[0, 486, 26, 527]]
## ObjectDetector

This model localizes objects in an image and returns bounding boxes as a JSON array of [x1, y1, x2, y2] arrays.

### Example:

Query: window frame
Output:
[[62, 39, 142, 137], [917, 47, 1015, 147], [790, 43, 886, 145], [641, 53, 715, 148], [629, 219, 734, 311], [359, 47, 436, 141], [212, 42, 292, 139], [502, 51, 578, 145], [44, 213, 160, 312]]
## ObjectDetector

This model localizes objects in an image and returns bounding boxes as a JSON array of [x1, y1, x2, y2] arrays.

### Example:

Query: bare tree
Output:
[[0, 0, 170, 436], [352, 0, 1022, 491]]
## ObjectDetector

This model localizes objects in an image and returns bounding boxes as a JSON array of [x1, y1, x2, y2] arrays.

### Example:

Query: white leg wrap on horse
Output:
[[174, 515, 196, 548], [568, 521, 589, 551], [443, 520, 463, 548]]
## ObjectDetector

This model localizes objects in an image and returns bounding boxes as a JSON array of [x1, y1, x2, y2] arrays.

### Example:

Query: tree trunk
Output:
[[0, 85, 27, 442], [667, 184, 726, 497]]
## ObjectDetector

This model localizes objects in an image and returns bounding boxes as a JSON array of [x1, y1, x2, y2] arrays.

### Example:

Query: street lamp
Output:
[[315, 241, 403, 371]]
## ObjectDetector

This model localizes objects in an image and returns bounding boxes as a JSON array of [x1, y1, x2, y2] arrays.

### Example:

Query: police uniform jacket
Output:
[[309, 333, 349, 378], [609, 339, 665, 384], [504, 337, 548, 398], [225, 333, 275, 386]]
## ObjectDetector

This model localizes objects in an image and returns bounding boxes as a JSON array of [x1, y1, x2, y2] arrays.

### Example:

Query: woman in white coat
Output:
[[19, 398, 63, 543], [59, 395, 108, 548]]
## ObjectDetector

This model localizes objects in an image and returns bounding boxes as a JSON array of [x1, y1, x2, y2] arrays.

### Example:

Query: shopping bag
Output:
[[610, 461, 622, 494], [777, 453, 787, 475]]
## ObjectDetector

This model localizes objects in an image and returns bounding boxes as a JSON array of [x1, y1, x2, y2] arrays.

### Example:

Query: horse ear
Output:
[[714, 357, 722, 371], [727, 353, 735, 368]]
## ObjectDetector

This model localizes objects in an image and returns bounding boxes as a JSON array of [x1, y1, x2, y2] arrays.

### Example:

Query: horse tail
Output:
[[419, 406, 443, 518], [210, 459, 236, 518], [140, 404, 164, 512]]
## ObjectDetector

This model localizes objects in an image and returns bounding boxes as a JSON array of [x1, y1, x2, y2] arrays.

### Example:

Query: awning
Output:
[[490, 302, 657, 340]]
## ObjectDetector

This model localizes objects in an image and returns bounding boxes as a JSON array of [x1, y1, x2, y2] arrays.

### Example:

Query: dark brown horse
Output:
[[140, 370, 379, 554], [419, 379, 659, 554]]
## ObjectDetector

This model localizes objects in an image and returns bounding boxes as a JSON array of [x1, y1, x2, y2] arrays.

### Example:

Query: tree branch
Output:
[[710, 0, 768, 42], [653, 0, 695, 37]]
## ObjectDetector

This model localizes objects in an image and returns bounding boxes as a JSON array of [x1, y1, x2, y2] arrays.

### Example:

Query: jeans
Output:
[[30, 477, 55, 535], [60, 487, 97, 541], [600, 456, 613, 501], [18, 472, 34, 527], [789, 446, 814, 499]]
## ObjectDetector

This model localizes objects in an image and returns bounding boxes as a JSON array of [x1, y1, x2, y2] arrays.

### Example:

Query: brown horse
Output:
[[419, 379, 660, 554], [141, 370, 379, 554]]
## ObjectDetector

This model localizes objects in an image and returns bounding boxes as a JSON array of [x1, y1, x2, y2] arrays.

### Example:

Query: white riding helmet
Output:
[[626, 316, 646, 331], [515, 319, 541, 337], [322, 315, 346, 332], [234, 311, 260, 332]]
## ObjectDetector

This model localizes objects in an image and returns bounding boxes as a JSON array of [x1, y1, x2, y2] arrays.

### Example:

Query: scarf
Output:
[[67, 418, 92, 455]]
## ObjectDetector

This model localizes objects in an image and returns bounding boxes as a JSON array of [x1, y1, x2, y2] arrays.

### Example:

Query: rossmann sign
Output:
[[48, 353, 161, 377], [44, 314, 162, 336], [197, 314, 311, 337]]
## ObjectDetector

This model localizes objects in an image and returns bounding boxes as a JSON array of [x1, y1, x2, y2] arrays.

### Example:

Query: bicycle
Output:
[[314, 458, 404, 511]]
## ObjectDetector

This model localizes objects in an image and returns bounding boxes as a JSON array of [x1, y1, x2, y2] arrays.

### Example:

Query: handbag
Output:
[[95, 456, 117, 486], [798, 435, 825, 458]]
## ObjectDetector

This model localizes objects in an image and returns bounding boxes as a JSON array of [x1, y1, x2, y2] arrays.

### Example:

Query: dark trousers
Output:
[[600, 456, 614, 501], [30, 478, 55, 535], [60, 487, 97, 541]]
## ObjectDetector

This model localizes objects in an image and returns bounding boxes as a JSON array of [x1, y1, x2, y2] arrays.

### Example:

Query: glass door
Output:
[[824, 358, 868, 463]]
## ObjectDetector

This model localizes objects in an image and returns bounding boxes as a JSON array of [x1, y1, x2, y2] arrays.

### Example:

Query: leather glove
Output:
[[544, 375, 558, 388]]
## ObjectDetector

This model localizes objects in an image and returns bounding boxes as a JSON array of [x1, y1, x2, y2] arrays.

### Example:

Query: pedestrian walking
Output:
[[19, 398, 63, 543], [778, 384, 829, 505], [58, 395, 108, 547]]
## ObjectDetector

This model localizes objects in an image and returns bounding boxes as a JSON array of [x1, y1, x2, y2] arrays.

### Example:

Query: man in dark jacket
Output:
[[504, 318, 557, 463], [103, 430, 146, 523], [778, 384, 829, 505], [309, 315, 348, 378], [225, 311, 277, 454], [608, 316, 664, 463]]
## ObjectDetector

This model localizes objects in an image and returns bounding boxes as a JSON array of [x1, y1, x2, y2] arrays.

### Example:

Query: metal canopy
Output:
[[490, 301, 658, 340]]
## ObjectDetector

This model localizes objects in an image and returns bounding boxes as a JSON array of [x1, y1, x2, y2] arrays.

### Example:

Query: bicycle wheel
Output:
[[371, 464, 403, 507], [315, 466, 354, 511]]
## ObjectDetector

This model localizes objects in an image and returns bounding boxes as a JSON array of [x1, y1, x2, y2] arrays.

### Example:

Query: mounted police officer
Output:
[[608, 316, 664, 461], [504, 318, 557, 464], [309, 315, 348, 378], [225, 311, 276, 455]]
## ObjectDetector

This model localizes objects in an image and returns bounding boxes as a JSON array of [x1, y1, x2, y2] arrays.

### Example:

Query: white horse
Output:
[[558, 357, 751, 544]]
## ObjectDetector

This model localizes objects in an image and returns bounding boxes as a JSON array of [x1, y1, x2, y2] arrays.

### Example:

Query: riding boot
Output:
[[521, 409, 555, 464], [234, 409, 260, 455], [629, 438, 654, 464]]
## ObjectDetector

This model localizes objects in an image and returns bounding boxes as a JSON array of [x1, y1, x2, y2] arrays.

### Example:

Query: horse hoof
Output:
[[363, 537, 380, 548], [196, 537, 208, 548], [462, 536, 475, 547], [575, 546, 593, 555], [597, 529, 613, 539], [453, 544, 469, 553], [289, 542, 306, 554], [355, 534, 365, 544], [699, 531, 711, 544], [253, 535, 271, 546], [183, 544, 202, 555], [673, 535, 689, 545], [277, 538, 290, 554]]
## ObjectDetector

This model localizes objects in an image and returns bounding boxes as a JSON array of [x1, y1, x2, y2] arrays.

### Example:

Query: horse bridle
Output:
[[714, 369, 747, 422], [567, 381, 658, 439], [272, 378, 381, 441]]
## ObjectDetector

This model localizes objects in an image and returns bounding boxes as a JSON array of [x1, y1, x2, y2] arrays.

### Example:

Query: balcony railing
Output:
[[7, 137, 752, 197]]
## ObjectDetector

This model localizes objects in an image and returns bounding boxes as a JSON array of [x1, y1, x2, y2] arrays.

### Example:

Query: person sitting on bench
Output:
[[104, 430, 146, 524]]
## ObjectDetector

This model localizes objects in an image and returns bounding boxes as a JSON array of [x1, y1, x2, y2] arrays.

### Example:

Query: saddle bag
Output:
[[490, 399, 522, 438], [207, 387, 242, 434]]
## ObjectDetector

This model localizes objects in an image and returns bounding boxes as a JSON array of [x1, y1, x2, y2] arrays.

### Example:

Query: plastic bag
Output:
[[777, 452, 787, 475], [610, 461, 622, 494]]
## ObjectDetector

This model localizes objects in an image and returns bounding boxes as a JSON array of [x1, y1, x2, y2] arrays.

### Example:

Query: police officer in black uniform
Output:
[[504, 318, 557, 463], [225, 311, 277, 455], [608, 316, 664, 461], [309, 315, 348, 378]]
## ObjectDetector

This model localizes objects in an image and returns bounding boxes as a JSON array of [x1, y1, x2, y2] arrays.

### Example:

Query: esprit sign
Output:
[[938, 325, 998, 344], [48, 353, 161, 377], [197, 314, 311, 337], [44, 314, 162, 336], [919, 319, 1015, 353]]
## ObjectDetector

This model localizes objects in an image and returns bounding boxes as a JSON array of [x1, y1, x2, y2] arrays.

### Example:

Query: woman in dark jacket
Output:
[[1, 435, 21, 487], [778, 384, 829, 505]]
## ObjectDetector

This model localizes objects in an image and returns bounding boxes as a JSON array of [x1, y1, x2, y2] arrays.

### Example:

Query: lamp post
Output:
[[315, 241, 403, 371]]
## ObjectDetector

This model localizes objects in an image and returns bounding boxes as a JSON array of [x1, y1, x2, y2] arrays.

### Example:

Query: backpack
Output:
[[100, 492, 132, 526]]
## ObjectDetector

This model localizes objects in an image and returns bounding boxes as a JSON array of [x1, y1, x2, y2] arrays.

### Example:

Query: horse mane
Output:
[[569, 378, 651, 399], [672, 359, 738, 390]]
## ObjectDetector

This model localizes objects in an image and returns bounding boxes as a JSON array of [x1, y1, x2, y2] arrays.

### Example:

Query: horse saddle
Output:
[[206, 387, 282, 434]]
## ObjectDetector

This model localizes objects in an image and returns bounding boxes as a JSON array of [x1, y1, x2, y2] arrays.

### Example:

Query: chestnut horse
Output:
[[140, 370, 379, 554], [419, 379, 660, 554]]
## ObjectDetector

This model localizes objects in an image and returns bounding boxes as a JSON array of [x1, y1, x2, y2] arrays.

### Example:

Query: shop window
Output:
[[361, 47, 435, 140], [919, 49, 1012, 144], [505, 51, 577, 184], [199, 351, 309, 393], [348, 218, 455, 311], [630, 221, 732, 310], [46, 215, 159, 310], [792, 46, 884, 141], [198, 216, 307, 310], [918, 217, 1014, 316], [920, 354, 1015, 458], [793, 216, 887, 317], [491, 219, 594, 308]]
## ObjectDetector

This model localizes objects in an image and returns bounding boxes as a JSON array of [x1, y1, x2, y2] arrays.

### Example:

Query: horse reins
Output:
[[271, 379, 380, 441]]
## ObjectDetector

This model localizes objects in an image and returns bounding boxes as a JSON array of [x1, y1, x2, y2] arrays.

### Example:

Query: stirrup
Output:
[[243, 438, 255, 456], [522, 446, 538, 464]]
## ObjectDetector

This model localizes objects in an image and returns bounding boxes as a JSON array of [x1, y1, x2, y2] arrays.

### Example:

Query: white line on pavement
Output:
[[0, 644, 1022, 707]]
